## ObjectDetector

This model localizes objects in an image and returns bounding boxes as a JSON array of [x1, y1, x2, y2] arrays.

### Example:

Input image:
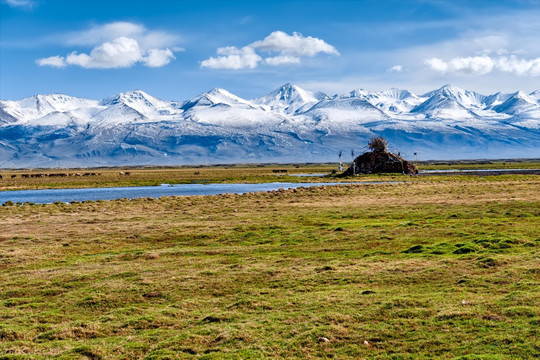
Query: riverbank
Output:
[[1, 160, 539, 192], [1, 178, 538, 358]]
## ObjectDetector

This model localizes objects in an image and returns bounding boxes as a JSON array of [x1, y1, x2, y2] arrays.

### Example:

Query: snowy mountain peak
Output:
[[1, 84, 539, 168], [101, 90, 162, 106], [342, 88, 423, 114], [423, 84, 462, 95], [379, 88, 419, 100], [266, 83, 317, 102], [424, 84, 484, 103], [529, 90, 540, 103], [206, 88, 250, 103], [493, 91, 540, 116], [252, 83, 319, 113], [97, 90, 180, 120], [22, 93, 96, 109], [418, 84, 487, 114], [346, 89, 370, 98], [484, 92, 513, 108], [0, 93, 100, 122], [512, 90, 534, 101], [182, 88, 254, 110]]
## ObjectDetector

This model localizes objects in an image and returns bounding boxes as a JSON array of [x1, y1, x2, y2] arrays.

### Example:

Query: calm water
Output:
[[0, 182, 349, 205]]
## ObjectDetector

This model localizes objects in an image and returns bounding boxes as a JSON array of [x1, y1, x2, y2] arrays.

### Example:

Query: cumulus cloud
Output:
[[36, 22, 179, 69], [35, 55, 65, 68], [251, 31, 339, 57], [387, 65, 403, 73], [497, 55, 540, 76], [425, 55, 494, 75], [65, 37, 143, 69], [200, 46, 261, 70], [201, 31, 338, 70], [144, 48, 176, 68], [264, 56, 301, 66], [425, 54, 540, 76]]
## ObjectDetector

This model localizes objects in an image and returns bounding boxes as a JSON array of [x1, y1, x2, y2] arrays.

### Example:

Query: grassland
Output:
[[0, 168, 539, 359]]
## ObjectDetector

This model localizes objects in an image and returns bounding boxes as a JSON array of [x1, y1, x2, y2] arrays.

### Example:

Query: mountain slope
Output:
[[252, 83, 322, 114], [493, 91, 540, 117], [1, 84, 539, 167], [344, 88, 425, 114]]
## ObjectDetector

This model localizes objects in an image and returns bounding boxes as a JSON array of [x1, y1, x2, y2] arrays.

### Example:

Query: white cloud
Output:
[[497, 55, 540, 76], [144, 48, 175, 68], [425, 54, 540, 76], [264, 56, 301, 66], [425, 55, 494, 75], [251, 31, 339, 57], [36, 55, 65, 68], [4, 0, 35, 9], [36, 22, 180, 70], [424, 58, 449, 73], [387, 65, 403, 73], [64, 37, 142, 69], [38, 37, 176, 69], [201, 31, 338, 70], [200, 46, 262, 70]]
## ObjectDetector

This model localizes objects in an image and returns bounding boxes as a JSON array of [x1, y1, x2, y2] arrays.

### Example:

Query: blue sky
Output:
[[1, 0, 540, 101]]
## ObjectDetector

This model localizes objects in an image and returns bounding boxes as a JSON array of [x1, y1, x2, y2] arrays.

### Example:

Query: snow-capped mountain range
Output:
[[1, 83, 539, 167]]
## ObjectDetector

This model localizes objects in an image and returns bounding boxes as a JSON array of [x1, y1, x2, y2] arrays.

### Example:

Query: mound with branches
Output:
[[341, 137, 417, 176]]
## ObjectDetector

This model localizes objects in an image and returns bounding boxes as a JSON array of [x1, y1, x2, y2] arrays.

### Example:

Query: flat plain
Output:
[[0, 164, 539, 359]]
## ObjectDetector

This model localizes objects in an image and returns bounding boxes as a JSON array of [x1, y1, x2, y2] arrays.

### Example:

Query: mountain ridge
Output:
[[1, 84, 539, 167]]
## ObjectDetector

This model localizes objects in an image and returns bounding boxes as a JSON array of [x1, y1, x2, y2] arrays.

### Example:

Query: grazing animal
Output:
[[124, 172, 131, 176], [0, 174, 3, 180], [11, 175, 17, 179]]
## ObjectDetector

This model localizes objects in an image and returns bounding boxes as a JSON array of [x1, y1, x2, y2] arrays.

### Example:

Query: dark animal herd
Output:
[[0, 172, 131, 179]]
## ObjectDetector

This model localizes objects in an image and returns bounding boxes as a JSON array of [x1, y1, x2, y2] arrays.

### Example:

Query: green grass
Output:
[[0, 177, 539, 358], [417, 159, 540, 170]]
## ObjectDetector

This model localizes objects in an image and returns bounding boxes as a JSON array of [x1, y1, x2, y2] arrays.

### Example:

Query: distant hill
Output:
[[1, 84, 539, 167]]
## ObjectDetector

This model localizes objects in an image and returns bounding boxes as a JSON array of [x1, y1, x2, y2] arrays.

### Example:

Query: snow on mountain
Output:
[[527, 90, 540, 104], [0, 94, 102, 125], [183, 88, 255, 111], [344, 88, 425, 114], [0, 84, 539, 167], [411, 84, 487, 120], [493, 91, 540, 117], [484, 92, 513, 109], [100, 90, 181, 118], [179, 88, 288, 129], [421, 84, 486, 108], [0, 106, 19, 125], [300, 97, 389, 132], [251, 83, 321, 114]]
